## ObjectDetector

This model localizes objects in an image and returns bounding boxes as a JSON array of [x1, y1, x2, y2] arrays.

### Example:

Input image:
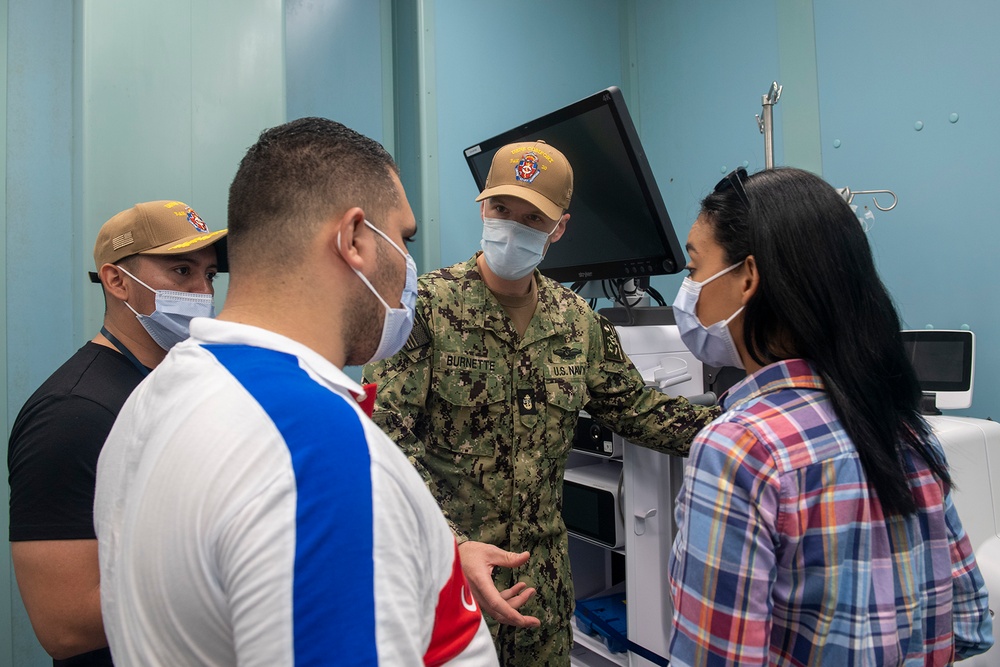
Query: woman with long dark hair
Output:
[[667, 167, 992, 665]]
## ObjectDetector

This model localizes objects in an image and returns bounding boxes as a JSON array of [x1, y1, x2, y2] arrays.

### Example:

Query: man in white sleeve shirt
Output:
[[94, 117, 500, 666]]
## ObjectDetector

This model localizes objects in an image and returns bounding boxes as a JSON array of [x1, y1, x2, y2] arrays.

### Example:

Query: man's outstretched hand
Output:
[[457, 541, 541, 628]]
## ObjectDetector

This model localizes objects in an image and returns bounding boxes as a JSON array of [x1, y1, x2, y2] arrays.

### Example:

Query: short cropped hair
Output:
[[227, 117, 400, 268]]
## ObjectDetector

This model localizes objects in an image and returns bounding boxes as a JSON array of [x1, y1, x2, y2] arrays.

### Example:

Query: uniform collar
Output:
[[461, 253, 563, 347]]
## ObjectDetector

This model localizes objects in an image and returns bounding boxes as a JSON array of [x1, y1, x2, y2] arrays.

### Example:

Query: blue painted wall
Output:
[[432, 0, 629, 270], [814, 1, 1000, 419], [284, 0, 390, 381], [4, 2, 75, 663], [3, 1, 285, 664], [631, 0, 999, 419], [418, 0, 1000, 419], [285, 0, 389, 145], [5, 0, 1000, 663], [634, 0, 784, 307]]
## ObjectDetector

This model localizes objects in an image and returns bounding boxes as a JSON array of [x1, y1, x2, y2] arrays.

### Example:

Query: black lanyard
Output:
[[100, 326, 151, 377]]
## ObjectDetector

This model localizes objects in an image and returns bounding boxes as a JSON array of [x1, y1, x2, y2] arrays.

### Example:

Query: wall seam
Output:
[[1, 0, 11, 658], [619, 0, 640, 132], [380, 0, 395, 157], [775, 0, 823, 174], [415, 0, 440, 271]]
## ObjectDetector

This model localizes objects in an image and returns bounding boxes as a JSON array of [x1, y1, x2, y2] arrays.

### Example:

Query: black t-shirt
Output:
[[8, 342, 145, 667]]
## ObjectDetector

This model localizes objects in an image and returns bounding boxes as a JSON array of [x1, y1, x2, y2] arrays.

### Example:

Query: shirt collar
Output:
[[188, 317, 365, 398], [721, 358, 825, 412]]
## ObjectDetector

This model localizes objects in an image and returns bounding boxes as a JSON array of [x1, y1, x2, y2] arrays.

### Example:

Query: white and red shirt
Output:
[[95, 318, 498, 666]]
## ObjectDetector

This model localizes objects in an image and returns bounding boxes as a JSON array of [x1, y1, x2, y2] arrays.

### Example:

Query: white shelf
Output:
[[567, 530, 626, 555], [571, 626, 629, 666]]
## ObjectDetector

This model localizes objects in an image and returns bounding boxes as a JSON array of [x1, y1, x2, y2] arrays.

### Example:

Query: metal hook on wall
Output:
[[836, 186, 898, 212]]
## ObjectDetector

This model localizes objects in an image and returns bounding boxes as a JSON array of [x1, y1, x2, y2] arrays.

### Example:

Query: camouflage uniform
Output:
[[364, 255, 718, 666]]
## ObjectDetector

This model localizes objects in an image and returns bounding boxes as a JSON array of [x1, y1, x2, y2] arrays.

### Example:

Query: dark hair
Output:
[[700, 167, 949, 515], [227, 117, 399, 268]]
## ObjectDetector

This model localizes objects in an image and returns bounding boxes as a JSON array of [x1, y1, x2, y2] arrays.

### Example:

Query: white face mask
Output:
[[344, 220, 418, 364], [671, 261, 745, 369], [116, 264, 215, 351], [480, 217, 559, 281]]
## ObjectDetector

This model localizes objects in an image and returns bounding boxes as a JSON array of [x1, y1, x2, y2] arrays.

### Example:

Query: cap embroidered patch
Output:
[[515, 153, 541, 183], [112, 232, 134, 250], [186, 207, 209, 233]]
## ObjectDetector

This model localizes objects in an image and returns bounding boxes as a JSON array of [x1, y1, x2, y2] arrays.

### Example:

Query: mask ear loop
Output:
[[122, 300, 144, 318], [718, 304, 745, 328], [363, 219, 407, 258], [691, 259, 745, 287], [114, 264, 157, 319], [115, 264, 157, 294], [337, 229, 392, 313]]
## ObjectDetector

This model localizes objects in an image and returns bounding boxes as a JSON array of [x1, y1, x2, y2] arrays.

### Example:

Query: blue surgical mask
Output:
[[672, 261, 745, 369], [480, 217, 559, 281], [117, 265, 216, 351], [348, 220, 418, 363]]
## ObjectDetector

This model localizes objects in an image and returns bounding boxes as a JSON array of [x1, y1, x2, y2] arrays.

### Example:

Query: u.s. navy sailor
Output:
[[364, 140, 718, 666]]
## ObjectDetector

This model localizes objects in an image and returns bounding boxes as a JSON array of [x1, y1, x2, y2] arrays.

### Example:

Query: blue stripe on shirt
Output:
[[204, 344, 377, 666]]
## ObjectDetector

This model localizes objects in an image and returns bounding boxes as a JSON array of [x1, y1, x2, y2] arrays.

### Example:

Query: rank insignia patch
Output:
[[517, 388, 537, 415]]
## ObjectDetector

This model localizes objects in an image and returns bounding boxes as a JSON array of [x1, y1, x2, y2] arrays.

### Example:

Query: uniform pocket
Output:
[[544, 378, 588, 413], [432, 368, 507, 457], [542, 378, 588, 460]]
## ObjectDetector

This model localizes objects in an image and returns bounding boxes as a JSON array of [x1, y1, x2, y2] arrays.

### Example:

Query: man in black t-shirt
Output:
[[7, 201, 227, 665]]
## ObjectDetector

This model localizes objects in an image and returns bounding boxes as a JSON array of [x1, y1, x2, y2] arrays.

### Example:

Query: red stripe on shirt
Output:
[[423, 540, 482, 667]]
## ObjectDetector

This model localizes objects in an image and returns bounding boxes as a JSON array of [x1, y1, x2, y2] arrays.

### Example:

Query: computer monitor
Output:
[[463, 87, 685, 284], [901, 329, 975, 410]]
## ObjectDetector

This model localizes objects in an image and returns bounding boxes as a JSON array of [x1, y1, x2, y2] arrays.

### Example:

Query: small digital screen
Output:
[[902, 332, 973, 392], [562, 483, 600, 535], [562, 481, 618, 546]]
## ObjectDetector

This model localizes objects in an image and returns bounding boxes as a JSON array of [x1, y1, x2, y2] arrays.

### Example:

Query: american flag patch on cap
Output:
[[112, 232, 134, 250]]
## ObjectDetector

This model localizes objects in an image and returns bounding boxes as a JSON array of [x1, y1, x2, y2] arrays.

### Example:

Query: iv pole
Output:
[[756, 82, 782, 169], [753, 81, 897, 216]]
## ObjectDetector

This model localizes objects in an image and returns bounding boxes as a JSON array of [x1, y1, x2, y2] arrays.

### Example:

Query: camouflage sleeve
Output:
[[582, 314, 721, 456], [362, 311, 471, 542]]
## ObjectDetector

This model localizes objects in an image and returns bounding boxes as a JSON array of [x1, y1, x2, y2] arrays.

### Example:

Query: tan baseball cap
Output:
[[475, 140, 574, 221], [89, 200, 228, 283]]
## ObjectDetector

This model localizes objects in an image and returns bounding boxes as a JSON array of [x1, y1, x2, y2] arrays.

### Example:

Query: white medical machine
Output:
[[905, 330, 1000, 666], [567, 325, 999, 666], [567, 318, 702, 667]]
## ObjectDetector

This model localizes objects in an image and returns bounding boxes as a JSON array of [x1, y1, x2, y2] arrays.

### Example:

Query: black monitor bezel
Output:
[[463, 86, 685, 283]]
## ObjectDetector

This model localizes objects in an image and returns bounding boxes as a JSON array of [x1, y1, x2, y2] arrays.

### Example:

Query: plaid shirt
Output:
[[668, 359, 993, 666]]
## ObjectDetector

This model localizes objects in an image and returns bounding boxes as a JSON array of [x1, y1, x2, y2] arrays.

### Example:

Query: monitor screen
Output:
[[901, 330, 974, 393], [901, 329, 975, 411], [464, 87, 684, 284]]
